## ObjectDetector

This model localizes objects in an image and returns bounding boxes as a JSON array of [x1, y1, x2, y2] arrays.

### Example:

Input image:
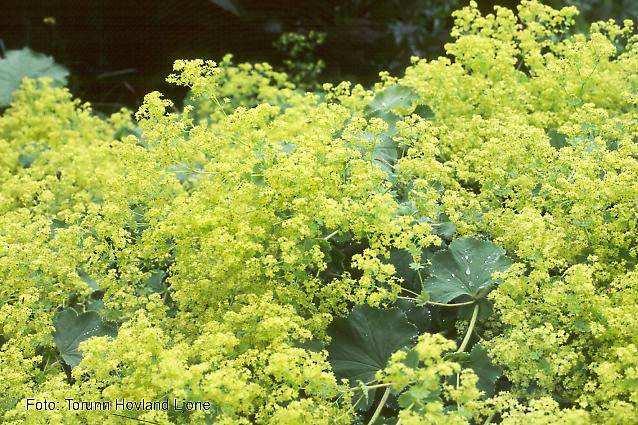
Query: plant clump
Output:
[[0, 1, 636, 424]]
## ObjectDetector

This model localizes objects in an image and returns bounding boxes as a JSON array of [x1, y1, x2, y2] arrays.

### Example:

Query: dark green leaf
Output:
[[53, 309, 116, 368], [18, 152, 38, 168], [413, 104, 435, 120], [390, 249, 421, 293], [49, 218, 68, 238], [389, 247, 437, 293], [78, 270, 100, 292], [466, 344, 502, 396], [415, 214, 456, 241], [362, 85, 418, 183], [327, 306, 418, 385], [397, 200, 417, 216], [430, 220, 456, 241], [395, 298, 432, 333], [85, 299, 105, 312], [423, 237, 511, 303], [146, 269, 167, 293], [547, 129, 567, 149]]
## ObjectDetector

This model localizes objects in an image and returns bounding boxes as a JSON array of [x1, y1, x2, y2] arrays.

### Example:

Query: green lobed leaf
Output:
[[53, 309, 116, 368], [363, 85, 419, 182], [367, 85, 419, 120], [0, 48, 69, 107], [466, 344, 502, 396], [389, 247, 437, 293], [428, 217, 456, 241], [422, 237, 511, 303], [413, 104, 435, 120], [547, 128, 567, 149], [85, 299, 105, 312], [145, 269, 167, 293], [397, 382, 441, 409], [394, 298, 432, 334], [365, 131, 398, 181], [77, 270, 100, 292], [327, 305, 418, 385], [18, 152, 38, 168], [279, 140, 297, 154]]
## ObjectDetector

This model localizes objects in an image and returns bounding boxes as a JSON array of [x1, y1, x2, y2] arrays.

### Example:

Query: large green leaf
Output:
[[414, 104, 435, 120], [328, 306, 418, 385], [0, 48, 69, 107], [361, 131, 398, 181], [389, 231, 449, 294], [137, 269, 168, 295], [367, 85, 418, 122], [423, 214, 456, 241], [362, 85, 419, 182], [390, 248, 431, 293], [422, 237, 511, 303], [77, 270, 100, 292], [53, 309, 116, 368], [547, 128, 567, 149], [394, 299, 433, 334], [466, 344, 502, 396]]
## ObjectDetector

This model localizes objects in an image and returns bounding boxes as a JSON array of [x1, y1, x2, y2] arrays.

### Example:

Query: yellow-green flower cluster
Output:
[[379, 333, 482, 424], [0, 0, 636, 423]]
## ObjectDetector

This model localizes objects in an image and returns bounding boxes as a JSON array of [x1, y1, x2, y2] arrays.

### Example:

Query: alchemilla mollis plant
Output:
[[0, 1, 636, 423]]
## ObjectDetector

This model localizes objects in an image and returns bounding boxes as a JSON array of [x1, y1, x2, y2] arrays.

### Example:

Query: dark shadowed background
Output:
[[1, 0, 636, 110]]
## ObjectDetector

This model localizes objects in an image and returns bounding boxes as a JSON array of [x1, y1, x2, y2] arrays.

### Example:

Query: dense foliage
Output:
[[1, 1, 637, 423]]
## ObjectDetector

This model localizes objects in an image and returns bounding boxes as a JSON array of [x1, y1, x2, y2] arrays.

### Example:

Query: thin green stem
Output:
[[456, 304, 479, 353], [400, 287, 420, 297], [427, 300, 475, 307], [351, 394, 365, 410], [360, 382, 393, 390], [397, 296, 417, 301], [347, 380, 383, 415], [211, 94, 228, 118], [398, 296, 475, 308], [367, 387, 391, 425], [348, 379, 378, 390], [323, 230, 339, 241]]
